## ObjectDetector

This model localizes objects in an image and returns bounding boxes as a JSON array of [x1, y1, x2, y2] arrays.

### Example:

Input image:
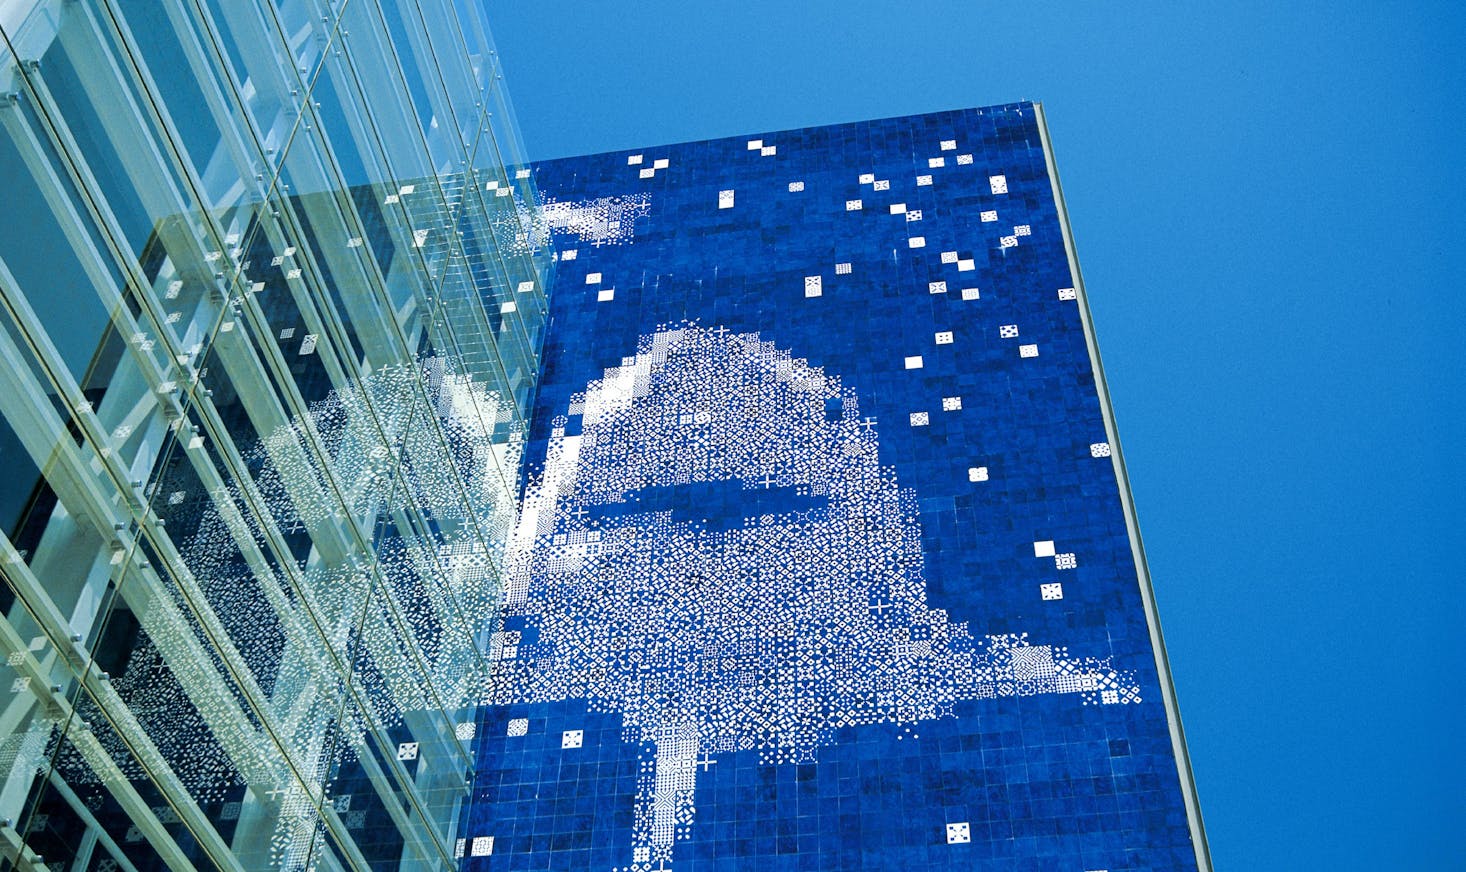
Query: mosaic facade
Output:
[[460, 105, 1207, 871]]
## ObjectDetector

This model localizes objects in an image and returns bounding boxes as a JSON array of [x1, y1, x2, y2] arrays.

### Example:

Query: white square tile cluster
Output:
[[1058, 287, 1077, 300], [859, 173, 875, 184], [961, 287, 981, 301], [562, 730, 584, 749], [929, 281, 947, 294], [935, 331, 953, 345], [1014, 224, 1031, 236], [904, 355, 924, 369], [1090, 442, 1112, 458], [873, 179, 890, 191], [789, 181, 805, 192], [1019, 344, 1039, 358], [916, 174, 933, 186], [941, 251, 959, 263], [718, 190, 735, 209], [835, 262, 852, 275], [909, 236, 926, 248], [561, 249, 578, 260], [968, 466, 989, 482], [940, 139, 957, 151], [761, 145, 777, 156], [906, 210, 923, 221], [981, 210, 997, 222], [910, 412, 929, 427], [586, 272, 602, 284], [517, 280, 535, 293], [1056, 553, 1077, 570], [990, 174, 1008, 194], [639, 168, 655, 178], [946, 822, 971, 844], [455, 722, 476, 741], [1041, 583, 1064, 601], [942, 396, 962, 411], [471, 836, 494, 857], [397, 742, 418, 761], [846, 199, 863, 211], [929, 157, 946, 168], [1000, 324, 1019, 339], [1000, 235, 1018, 249], [804, 276, 823, 298], [507, 718, 529, 737], [957, 153, 974, 165]]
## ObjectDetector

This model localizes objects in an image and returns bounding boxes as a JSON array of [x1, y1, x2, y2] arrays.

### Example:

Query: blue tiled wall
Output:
[[462, 105, 1198, 871]]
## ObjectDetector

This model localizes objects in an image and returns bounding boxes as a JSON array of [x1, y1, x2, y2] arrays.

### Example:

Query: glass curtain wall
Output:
[[0, 0, 549, 869]]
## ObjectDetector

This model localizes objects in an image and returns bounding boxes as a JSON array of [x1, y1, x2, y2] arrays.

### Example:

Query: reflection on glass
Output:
[[0, 0, 545, 868]]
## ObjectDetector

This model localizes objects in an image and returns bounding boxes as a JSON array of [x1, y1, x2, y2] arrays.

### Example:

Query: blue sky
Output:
[[483, 3, 1465, 869]]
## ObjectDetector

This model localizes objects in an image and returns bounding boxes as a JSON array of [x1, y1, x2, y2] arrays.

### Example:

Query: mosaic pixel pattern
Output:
[[465, 105, 1200, 871]]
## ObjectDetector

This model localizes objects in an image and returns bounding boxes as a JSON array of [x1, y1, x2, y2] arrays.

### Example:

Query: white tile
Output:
[[958, 259, 975, 271], [1034, 540, 1055, 558], [1019, 344, 1039, 358], [942, 396, 962, 411], [789, 181, 805, 192], [747, 139, 763, 150], [500, 301, 517, 313], [946, 822, 971, 844], [941, 251, 959, 264], [804, 276, 823, 298], [968, 466, 989, 482], [910, 411, 929, 427], [397, 742, 419, 761], [517, 280, 535, 293], [980, 210, 998, 222], [929, 157, 947, 168], [1014, 224, 1031, 236], [586, 272, 602, 284], [1091, 442, 1112, 458], [1041, 583, 1064, 601], [835, 262, 852, 275], [916, 174, 933, 186], [639, 167, 655, 178], [956, 153, 973, 165], [1000, 324, 1019, 339], [908, 236, 926, 248], [507, 718, 528, 737], [597, 289, 615, 302], [929, 281, 947, 294], [935, 331, 953, 345], [471, 836, 494, 857], [873, 179, 890, 191], [761, 145, 777, 156], [1000, 235, 1018, 249], [653, 158, 669, 169], [990, 174, 1008, 194], [940, 139, 957, 151], [961, 288, 980, 301], [904, 355, 924, 369], [846, 199, 863, 211], [1056, 553, 1077, 570], [718, 189, 735, 209], [859, 173, 875, 184], [1058, 287, 1077, 300], [562, 730, 584, 749], [906, 210, 922, 221], [890, 203, 906, 214]]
